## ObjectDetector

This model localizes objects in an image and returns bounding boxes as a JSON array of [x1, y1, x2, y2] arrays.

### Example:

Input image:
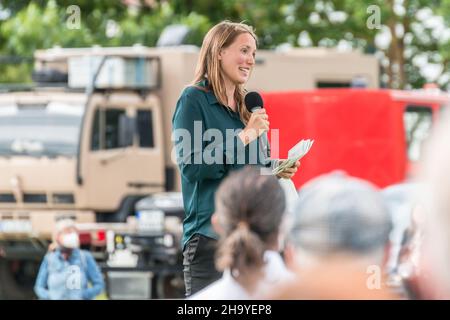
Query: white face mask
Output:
[[60, 232, 80, 249]]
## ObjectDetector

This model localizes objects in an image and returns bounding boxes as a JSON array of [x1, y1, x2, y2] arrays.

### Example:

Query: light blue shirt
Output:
[[34, 248, 104, 300]]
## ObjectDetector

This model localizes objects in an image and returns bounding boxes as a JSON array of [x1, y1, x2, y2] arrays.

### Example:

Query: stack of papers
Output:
[[272, 139, 314, 175]]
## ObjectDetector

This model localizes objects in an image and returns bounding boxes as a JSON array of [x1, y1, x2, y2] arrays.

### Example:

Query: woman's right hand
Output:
[[238, 109, 269, 145]]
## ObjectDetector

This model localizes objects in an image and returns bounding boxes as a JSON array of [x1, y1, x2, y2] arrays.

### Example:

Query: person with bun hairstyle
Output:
[[190, 166, 293, 299]]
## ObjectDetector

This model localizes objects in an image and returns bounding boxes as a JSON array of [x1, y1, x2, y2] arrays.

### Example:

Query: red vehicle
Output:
[[263, 88, 450, 189]]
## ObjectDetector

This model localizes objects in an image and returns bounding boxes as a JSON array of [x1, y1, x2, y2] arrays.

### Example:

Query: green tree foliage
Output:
[[0, 0, 448, 89], [0, 0, 211, 82], [169, 0, 449, 89]]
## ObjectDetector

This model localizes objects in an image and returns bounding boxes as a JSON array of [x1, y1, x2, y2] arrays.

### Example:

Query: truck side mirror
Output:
[[118, 115, 134, 147]]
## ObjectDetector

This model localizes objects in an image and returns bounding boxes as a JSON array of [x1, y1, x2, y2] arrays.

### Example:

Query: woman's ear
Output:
[[211, 212, 224, 235], [283, 243, 297, 270], [218, 48, 226, 61]]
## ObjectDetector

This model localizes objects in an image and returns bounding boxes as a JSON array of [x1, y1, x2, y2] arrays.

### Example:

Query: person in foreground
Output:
[[191, 166, 293, 300], [417, 110, 450, 299], [271, 171, 400, 299]]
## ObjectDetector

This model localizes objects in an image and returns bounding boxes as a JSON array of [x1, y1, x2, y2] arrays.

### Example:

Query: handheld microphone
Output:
[[244, 91, 270, 159], [244, 91, 264, 112]]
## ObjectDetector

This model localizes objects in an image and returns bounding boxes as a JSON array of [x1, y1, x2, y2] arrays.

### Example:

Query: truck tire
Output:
[[155, 272, 185, 299], [100, 196, 145, 223], [0, 258, 36, 300]]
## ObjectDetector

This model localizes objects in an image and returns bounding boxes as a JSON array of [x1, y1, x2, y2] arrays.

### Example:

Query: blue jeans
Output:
[[182, 234, 221, 297]]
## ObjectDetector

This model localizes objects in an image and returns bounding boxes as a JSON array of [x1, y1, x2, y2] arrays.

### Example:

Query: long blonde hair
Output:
[[192, 21, 257, 124]]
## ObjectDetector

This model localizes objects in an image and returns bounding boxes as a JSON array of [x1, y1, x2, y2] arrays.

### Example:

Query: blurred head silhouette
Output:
[[287, 171, 392, 267], [212, 166, 286, 290], [420, 110, 450, 297], [277, 171, 396, 299]]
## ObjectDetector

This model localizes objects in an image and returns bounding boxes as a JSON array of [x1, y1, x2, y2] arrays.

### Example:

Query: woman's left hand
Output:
[[276, 160, 301, 179]]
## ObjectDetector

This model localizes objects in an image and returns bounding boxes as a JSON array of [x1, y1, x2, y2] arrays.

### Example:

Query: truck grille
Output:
[[23, 193, 47, 203], [0, 192, 75, 205], [52, 193, 75, 204], [0, 193, 16, 203]]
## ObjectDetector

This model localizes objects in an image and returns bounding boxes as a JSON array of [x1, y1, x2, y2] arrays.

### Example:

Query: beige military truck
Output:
[[0, 45, 378, 299]]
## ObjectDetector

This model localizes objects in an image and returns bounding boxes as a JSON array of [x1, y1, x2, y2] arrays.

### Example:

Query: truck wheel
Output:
[[100, 196, 144, 223], [0, 258, 37, 300], [155, 273, 185, 299]]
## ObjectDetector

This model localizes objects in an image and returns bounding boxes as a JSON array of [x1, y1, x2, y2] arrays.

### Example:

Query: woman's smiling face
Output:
[[219, 32, 257, 86]]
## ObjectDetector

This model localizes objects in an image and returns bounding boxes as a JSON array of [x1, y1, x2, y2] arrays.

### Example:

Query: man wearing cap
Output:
[[34, 219, 104, 300], [271, 172, 399, 299]]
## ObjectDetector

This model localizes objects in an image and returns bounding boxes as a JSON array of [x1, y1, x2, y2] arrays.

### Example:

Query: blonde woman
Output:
[[172, 21, 300, 296]]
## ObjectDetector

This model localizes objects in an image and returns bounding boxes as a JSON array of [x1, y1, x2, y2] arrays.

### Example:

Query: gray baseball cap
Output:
[[289, 171, 392, 255]]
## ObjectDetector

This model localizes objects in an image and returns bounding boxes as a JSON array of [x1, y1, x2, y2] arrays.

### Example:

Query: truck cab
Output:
[[0, 47, 193, 299]]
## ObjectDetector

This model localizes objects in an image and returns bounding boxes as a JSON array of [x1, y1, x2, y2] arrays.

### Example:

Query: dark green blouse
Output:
[[172, 80, 273, 248]]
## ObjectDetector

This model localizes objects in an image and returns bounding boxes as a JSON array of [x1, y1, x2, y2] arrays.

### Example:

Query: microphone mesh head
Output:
[[244, 91, 264, 112]]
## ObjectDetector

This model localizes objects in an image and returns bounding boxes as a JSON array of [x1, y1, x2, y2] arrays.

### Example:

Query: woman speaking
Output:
[[172, 20, 300, 297]]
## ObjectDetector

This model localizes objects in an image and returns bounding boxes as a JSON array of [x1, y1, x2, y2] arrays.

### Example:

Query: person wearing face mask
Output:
[[172, 20, 301, 297], [34, 219, 104, 300]]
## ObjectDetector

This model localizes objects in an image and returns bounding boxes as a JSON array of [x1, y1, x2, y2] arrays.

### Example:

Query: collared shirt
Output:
[[34, 248, 104, 300], [172, 79, 274, 248], [190, 250, 294, 300]]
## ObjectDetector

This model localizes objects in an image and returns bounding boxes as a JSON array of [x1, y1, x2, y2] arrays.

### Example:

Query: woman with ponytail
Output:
[[191, 166, 293, 299]]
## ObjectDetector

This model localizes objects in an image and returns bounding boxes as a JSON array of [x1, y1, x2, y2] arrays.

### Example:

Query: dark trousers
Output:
[[182, 234, 222, 297]]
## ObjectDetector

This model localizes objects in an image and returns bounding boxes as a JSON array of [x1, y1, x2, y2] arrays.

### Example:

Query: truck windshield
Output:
[[0, 101, 83, 157]]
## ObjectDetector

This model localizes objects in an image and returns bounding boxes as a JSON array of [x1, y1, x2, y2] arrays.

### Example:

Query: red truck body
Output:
[[263, 89, 449, 188]]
